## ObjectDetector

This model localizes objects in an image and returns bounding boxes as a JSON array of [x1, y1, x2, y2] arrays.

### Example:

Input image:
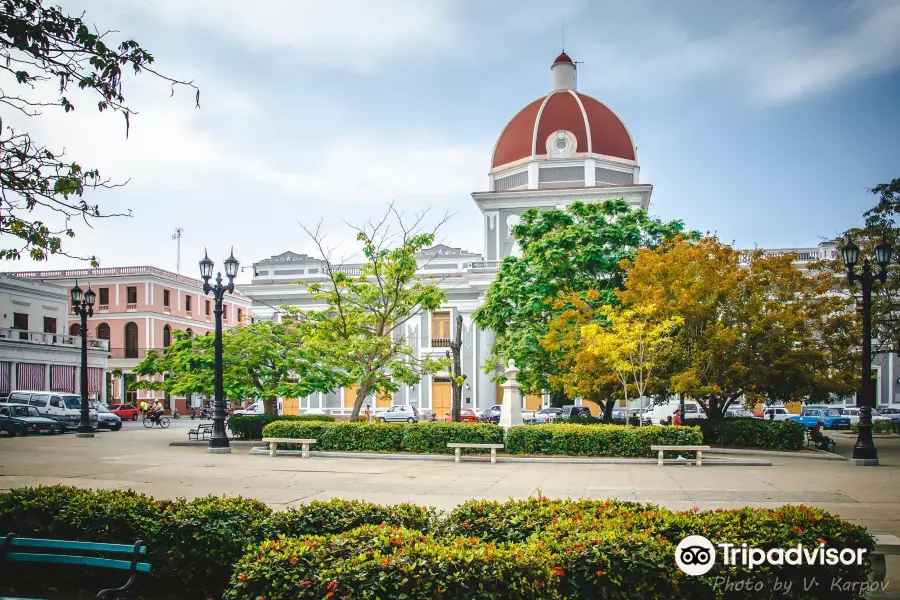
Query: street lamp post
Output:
[[842, 235, 893, 466], [199, 248, 239, 454], [70, 281, 96, 438]]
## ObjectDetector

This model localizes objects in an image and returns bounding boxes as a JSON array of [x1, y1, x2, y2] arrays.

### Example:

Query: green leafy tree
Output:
[[473, 199, 694, 405], [621, 236, 858, 422], [1, 0, 198, 265], [132, 321, 344, 414], [293, 207, 449, 421]]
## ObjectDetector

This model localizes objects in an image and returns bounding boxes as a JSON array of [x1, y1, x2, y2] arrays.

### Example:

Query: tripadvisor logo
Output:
[[675, 535, 867, 576]]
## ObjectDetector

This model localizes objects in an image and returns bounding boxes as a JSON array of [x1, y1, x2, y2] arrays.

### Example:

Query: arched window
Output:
[[186, 328, 193, 338], [96, 323, 110, 340], [125, 322, 139, 358], [162, 325, 171, 348], [69, 323, 81, 336]]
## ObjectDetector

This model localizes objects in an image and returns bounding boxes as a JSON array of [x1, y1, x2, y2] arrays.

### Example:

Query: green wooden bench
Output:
[[1, 533, 151, 600]]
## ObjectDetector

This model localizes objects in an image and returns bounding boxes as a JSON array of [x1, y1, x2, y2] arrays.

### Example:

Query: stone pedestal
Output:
[[498, 359, 523, 429]]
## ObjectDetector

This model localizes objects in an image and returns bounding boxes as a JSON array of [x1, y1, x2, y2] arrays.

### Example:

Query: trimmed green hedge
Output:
[[0, 486, 436, 597], [261, 421, 504, 454], [0, 487, 876, 600], [684, 417, 806, 450], [851, 420, 896, 435], [504, 423, 703, 457], [226, 413, 335, 440]]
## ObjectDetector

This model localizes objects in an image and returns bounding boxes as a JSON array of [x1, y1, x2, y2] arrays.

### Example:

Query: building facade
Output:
[[240, 53, 896, 415], [0, 274, 108, 399], [9, 266, 252, 412]]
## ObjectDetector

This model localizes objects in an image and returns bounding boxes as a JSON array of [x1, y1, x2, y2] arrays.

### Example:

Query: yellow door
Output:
[[784, 401, 802, 415], [581, 400, 600, 417], [496, 384, 505, 406], [282, 398, 299, 416], [525, 394, 542, 411], [376, 391, 392, 408], [343, 386, 358, 409], [432, 379, 452, 418]]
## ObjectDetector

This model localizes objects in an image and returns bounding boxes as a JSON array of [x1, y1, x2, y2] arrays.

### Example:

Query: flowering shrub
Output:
[[0, 487, 877, 600]]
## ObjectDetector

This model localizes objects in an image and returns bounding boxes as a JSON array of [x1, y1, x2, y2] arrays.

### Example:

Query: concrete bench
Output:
[[261, 437, 317, 458], [870, 534, 900, 588], [650, 445, 711, 467], [447, 443, 505, 464]]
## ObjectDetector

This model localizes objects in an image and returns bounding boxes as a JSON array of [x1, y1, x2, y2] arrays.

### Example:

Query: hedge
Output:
[[682, 417, 806, 450], [0, 487, 876, 600], [0, 486, 436, 597], [851, 420, 897, 435], [504, 423, 703, 457], [226, 413, 335, 440], [261, 421, 504, 454]]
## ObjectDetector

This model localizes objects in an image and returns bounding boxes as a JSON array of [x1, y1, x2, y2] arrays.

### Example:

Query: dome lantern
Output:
[[551, 52, 576, 91]]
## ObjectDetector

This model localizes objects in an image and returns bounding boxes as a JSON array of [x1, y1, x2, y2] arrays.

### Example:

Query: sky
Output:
[[4, 0, 900, 283]]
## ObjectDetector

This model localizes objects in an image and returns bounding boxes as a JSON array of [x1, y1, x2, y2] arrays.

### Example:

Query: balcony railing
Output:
[[431, 338, 451, 348], [737, 249, 836, 265], [464, 260, 503, 270], [108, 347, 148, 359], [0, 327, 109, 351]]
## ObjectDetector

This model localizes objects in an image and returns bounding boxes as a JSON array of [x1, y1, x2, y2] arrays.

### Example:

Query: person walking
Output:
[[672, 409, 682, 426], [364, 403, 372, 423]]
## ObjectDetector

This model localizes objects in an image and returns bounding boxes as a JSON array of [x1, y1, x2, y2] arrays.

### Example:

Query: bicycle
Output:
[[142, 415, 170, 429]]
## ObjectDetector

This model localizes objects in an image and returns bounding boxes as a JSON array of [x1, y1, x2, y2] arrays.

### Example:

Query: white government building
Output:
[[240, 53, 894, 417]]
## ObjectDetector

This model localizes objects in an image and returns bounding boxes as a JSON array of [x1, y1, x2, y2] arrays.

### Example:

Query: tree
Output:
[[620, 236, 858, 421], [132, 321, 344, 414], [542, 290, 621, 420], [1, 0, 198, 265], [295, 207, 448, 421], [446, 313, 465, 422], [473, 199, 693, 405], [812, 178, 900, 354], [581, 304, 682, 426]]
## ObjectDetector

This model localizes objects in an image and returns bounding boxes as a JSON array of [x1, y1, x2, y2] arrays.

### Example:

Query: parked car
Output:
[[532, 407, 561, 424], [480, 405, 502, 424], [558, 405, 594, 421], [787, 407, 851, 430], [89, 402, 122, 431], [841, 407, 892, 426], [610, 408, 628, 424], [110, 403, 140, 421], [875, 407, 900, 423], [762, 406, 792, 421], [650, 400, 706, 425], [378, 405, 419, 423], [627, 408, 653, 426], [5, 390, 97, 432], [725, 409, 759, 419], [444, 408, 479, 423], [0, 403, 61, 436], [232, 401, 264, 416], [522, 408, 538, 423]]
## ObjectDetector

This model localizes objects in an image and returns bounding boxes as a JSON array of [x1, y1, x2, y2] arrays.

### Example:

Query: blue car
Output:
[[787, 407, 851, 430]]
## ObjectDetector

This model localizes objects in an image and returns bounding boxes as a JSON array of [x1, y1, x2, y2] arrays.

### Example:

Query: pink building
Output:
[[11, 266, 252, 413]]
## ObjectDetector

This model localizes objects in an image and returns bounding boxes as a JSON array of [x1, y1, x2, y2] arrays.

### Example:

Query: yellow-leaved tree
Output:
[[581, 304, 682, 425]]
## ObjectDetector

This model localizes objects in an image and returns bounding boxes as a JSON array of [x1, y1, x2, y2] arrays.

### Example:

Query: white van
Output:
[[650, 399, 707, 425], [6, 390, 98, 432]]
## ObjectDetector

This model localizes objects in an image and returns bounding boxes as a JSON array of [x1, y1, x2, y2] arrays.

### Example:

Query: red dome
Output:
[[491, 90, 636, 169], [553, 51, 573, 65]]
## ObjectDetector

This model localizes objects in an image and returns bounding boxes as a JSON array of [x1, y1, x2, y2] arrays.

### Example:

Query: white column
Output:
[[584, 158, 596, 186], [498, 360, 523, 429], [44, 365, 51, 392], [527, 162, 539, 189], [73, 366, 81, 394]]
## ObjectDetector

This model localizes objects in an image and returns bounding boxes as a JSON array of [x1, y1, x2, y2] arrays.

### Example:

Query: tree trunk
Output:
[[601, 398, 616, 423], [262, 397, 277, 416], [448, 314, 465, 422], [351, 380, 373, 422]]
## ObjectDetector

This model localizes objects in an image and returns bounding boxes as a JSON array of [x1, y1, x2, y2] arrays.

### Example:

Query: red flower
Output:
[[550, 566, 564, 577], [595, 570, 606, 577], [237, 573, 247, 582], [818, 537, 826, 545]]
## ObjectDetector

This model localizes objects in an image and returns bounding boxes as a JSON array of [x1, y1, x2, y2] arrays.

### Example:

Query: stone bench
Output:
[[870, 534, 900, 589], [261, 437, 317, 458], [650, 445, 711, 467], [447, 443, 505, 464]]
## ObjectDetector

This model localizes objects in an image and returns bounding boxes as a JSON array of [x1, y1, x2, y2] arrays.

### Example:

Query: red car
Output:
[[111, 404, 140, 421], [444, 408, 479, 423]]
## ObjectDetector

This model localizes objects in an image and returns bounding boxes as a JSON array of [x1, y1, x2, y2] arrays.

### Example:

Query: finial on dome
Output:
[[551, 51, 576, 91]]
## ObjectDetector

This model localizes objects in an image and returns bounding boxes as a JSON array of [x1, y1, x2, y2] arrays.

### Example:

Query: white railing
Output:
[[0, 327, 109, 351], [738, 248, 836, 265], [464, 260, 503, 270], [334, 266, 362, 276], [10, 265, 249, 300]]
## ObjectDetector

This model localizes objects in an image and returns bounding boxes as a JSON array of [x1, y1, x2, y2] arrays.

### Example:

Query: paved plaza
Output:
[[1, 421, 898, 536]]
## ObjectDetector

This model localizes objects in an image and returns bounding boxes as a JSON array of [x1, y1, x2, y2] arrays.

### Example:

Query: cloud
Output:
[[579, 0, 900, 106]]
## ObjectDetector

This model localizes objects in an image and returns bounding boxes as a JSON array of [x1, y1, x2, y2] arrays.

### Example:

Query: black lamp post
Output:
[[200, 248, 239, 453], [70, 281, 96, 438], [842, 234, 893, 466]]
